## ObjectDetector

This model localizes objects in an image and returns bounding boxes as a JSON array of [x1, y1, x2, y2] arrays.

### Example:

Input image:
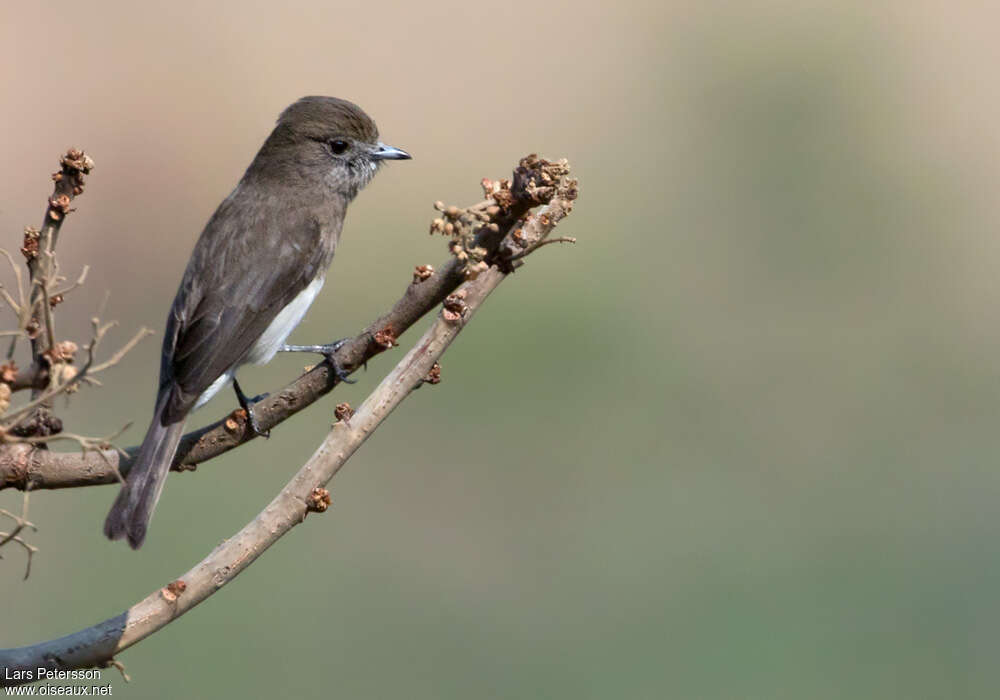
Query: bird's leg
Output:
[[280, 338, 356, 384], [232, 377, 270, 438]]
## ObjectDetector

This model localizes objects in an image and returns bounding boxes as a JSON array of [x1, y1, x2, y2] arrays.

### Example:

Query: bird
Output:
[[104, 96, 410, 548]]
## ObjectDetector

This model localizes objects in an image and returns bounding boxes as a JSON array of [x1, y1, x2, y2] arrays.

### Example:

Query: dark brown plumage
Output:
[[104, 96, 410, 548]]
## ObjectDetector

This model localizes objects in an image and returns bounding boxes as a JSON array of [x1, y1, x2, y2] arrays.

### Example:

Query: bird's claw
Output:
[[280, 339, 356, 384], [244, 406, 270, 439], [233, 379, 270, 439]]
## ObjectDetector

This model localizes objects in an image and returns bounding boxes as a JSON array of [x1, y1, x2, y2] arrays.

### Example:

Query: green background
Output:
[[2, 1, 999, 698]]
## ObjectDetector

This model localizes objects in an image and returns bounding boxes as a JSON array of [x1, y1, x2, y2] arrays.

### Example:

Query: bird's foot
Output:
[[244, 407, 269, 439], [233, 378, 270, 439], [280, 338, 356, 384]]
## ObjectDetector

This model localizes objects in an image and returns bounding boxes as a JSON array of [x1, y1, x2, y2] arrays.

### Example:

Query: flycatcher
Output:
[[104, 96, 410, 548]]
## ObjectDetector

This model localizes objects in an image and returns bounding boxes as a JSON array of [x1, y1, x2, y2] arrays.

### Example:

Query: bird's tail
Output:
[[104, 393, 186, 549]]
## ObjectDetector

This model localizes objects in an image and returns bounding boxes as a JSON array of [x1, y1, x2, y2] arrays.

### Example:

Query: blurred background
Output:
[[2, 1, 999, 697]]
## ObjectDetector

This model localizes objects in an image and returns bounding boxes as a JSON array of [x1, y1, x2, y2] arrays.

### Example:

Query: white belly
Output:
[[192, 275, 325, 410], [194, 370, 235, 410], [246, 275, 326, 365]]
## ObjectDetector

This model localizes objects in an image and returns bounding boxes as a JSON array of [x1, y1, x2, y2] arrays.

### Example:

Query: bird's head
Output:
[[252, 96, 410, 197]]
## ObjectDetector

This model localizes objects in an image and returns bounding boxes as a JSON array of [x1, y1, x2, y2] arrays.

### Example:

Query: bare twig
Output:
[[0, 530, 37, 580], [0, 491, 36, 548], [88, 326, 153, 374], [0, 325, 152, 428], [52, 264, 89, 298], [102, 658, 130, 683], [1, 149, 95, 445], [10, 425, 132, 456], [24, 150, 93, 376], [0, 248, 28, 319], [0, 247, 31, 363], [508, 235, 577, 261], [0, 491, 38, 579]]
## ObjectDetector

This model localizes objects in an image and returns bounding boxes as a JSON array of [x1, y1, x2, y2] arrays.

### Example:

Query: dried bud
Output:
[[413, 264, 434, 283], [51, 171, 63, 182], [50, 194, 71, 214], [445, 205, 460, 218], [46, 414, 63, 435], [59, 365, 79, 393], [443, 292, 468, 323], [10, 411, 63, 438], [55, 340, 78, 362], [25, 320, 40, 339], [433, 200, 446, 211], [493, 187, 515, 210], [372, 326, 397, 350], [60, 149, 94, 174], [49, 293, 64, 308], [424, 362, 441, 385], [0, 361, 17, 384], [334, 402, 354, 422], [43, 340, 78, 365], [448, 240, 468, 261], [161, 579, 187, 603], [0, 382, 11, 415], [224, 412, 241, 433], [307, 487, 332, 513], [21, 227, 39, 260], [464, 260, 489, 280]]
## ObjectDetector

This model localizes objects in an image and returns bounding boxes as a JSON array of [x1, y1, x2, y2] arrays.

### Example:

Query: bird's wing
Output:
[[159, 192, 335, 421]]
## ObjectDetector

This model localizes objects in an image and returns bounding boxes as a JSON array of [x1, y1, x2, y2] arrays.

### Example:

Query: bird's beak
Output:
[[371, 142, 411, 161]]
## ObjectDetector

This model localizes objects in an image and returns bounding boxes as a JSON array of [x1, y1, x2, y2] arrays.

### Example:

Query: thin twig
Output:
[[0, 531, 37, 580], [0, 326, 152, 426], [89, 327, 153, 374], [0, 491, 38, 579], [52, 264, 89, 297], [0, 491, 36, 548], [9, 425, 132, 456], [38, 269, 55, 357], [508, 235, 577, 261]]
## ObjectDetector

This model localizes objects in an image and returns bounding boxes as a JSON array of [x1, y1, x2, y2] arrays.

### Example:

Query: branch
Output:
[[0, 155, 576, 492], [0, 491, 37, 579], [0, 186, 574, 680], [23, 150, 94, 381]]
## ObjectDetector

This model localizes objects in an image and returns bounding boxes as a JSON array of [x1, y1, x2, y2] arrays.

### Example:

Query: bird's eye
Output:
[[328, 139, 349, 155]]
